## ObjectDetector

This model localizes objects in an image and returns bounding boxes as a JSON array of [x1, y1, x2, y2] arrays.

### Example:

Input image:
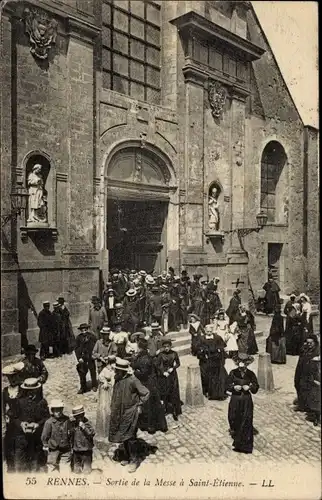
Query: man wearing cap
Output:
[[123, 289, 140, 334], [37, 301, 54, 360], [3, 362, 24, 472], [226, 289, 242, 326], [21, 345, 48, 394], [15, 378, 50, 472], [41, 400, 72, 473], [92, 326, 117, 373], [75, 324, 98, 393], [109, 358, 150, 472], [70, 405, 95, 474], [57, 297, 76, 354], [88, 298, 108, 340]]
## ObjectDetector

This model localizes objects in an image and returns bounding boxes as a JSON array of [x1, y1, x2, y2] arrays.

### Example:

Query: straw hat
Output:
[[21, 378, 42, 390], [50, 399, 64, 409], [115, 358, 130, 371], [151, 322, 160, 330], [145, 275, 155, 285], [2, 363, 23, 376], [100, 326, 111, 335], [72, 405, 85, 416], [126, 289, 137, 297]]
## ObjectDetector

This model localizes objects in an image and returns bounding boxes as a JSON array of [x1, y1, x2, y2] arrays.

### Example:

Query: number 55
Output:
[[26, 477, 37, 485]]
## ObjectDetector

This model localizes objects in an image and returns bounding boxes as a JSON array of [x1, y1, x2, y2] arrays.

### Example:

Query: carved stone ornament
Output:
[[208, 81, 228, 120], [23, 7, 58, 60]]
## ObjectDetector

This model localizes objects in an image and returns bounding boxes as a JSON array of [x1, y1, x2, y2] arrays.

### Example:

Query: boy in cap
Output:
[[92, 326, 117, 373], [3, 362, 24, 472], [41, 400, 72, 473], [109, 358, 150, 473], [70, 405, 95, 474], [37, 301, 54, 360], [75, 324, 98, 393], [15, 378, 50, 472]]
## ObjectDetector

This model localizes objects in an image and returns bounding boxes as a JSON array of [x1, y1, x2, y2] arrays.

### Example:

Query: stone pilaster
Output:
[[225, 91, 249, 305], [183, 66, 208, 253]]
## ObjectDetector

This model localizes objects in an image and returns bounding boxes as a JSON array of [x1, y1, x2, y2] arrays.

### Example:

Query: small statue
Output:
[[27, 164, 48, 224], [208, 186, 220, 231]]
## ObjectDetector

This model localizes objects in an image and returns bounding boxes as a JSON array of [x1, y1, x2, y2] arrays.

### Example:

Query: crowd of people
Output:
[[2, 268, 320, 475]]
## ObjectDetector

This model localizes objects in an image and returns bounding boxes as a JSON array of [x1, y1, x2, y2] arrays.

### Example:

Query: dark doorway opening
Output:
[[107, 199, 168, 274], [268, 243, 283, 283]]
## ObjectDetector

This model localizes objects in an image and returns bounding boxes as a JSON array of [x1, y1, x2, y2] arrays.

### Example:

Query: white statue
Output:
[[27, 164, 48, 224], [208, 186, 220, 230]]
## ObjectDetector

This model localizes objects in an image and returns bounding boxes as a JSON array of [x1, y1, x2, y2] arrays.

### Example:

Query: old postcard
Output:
[[1, 0, 320, 499]]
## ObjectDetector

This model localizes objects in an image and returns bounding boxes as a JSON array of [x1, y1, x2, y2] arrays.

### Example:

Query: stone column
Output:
[[182, 66, 208, 254], [226, 91, 249, 305], [1, 10, 21, 356]]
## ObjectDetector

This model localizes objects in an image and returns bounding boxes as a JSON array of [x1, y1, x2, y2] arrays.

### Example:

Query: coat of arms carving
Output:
[[23, 7, 58, 60], [208, 81, 228, 120]]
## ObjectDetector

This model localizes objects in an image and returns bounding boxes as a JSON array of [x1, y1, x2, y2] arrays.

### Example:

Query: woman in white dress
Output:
[[213, 309, 238, 358], [96, 356, 116, 440], [299, 293, 314, 342]]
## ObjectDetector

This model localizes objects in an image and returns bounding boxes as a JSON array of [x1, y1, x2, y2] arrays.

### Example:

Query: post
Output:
[[185, 364, 204, 406], [257, 352, 275, 391]]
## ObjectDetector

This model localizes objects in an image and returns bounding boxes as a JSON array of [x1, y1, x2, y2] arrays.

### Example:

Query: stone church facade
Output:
[[1, 0, 319, 355]]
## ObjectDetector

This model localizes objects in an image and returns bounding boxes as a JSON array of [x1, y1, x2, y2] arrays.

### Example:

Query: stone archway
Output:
[[99, 141, 178, 280]]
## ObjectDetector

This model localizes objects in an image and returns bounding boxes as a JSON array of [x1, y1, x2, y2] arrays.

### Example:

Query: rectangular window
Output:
[[261, 161, 278, 222], [102, 0, 161, 104]]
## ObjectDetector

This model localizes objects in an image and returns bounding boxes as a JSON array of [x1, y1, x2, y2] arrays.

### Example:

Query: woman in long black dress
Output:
[[155, 338, 182, 421], [294, 334, 320, 413], [188, 314, 205, 357], [306, 355, 320, 426], [266, 305, 286, 364], [234, 306, 258, 355], [131, 339, 168, 434], [284, 295, 302, 355], [226, 353, 259, 454], [197, 325, 228, 400]]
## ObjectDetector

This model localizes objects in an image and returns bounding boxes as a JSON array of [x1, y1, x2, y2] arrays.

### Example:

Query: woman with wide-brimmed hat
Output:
[[131, 339, 168, 434], [226, 353, 259, 454], [232, 305, 258, 356], [155, 338, 182, 421], [96, 355, 116, 439], [213, 309, 238, 358]]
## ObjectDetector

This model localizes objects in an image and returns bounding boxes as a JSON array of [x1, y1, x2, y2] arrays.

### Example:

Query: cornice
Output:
[[170, 10, 265, 62], [67, 16, 101, 42], [182, 64, 208, 87]]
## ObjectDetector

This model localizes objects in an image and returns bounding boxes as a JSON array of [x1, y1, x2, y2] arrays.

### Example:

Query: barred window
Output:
[[102, 0, 161, 105]]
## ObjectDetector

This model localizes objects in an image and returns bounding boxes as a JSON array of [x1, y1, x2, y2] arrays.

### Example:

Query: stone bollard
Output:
[[185, 365, 204, 406], [257, 352, 275, 391]]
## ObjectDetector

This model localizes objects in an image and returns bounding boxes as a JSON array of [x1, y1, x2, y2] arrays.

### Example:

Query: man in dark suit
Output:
[[75, 324, 98, 394]]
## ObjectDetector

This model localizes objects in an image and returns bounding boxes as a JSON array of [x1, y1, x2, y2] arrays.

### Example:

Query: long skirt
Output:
[[285, 318, 302, 355], [199, 361, 227, 400], [138, 377, 168, 434], [96, 385, 112, 439], [228, 394, 255, 453], [266, 337, 286, 364], [157, 372, 182, 417]]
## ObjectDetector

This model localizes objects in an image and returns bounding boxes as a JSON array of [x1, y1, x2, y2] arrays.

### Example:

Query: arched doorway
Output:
[[105, 145, 175, 275]]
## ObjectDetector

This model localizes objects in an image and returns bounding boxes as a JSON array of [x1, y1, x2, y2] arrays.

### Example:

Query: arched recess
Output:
[[22, 150, 56, 228], [260, 141, 288, 224], [99, 140, 178, 278]]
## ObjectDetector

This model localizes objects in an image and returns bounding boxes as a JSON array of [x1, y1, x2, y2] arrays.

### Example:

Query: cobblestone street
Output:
[[11, 315, 316, 470]]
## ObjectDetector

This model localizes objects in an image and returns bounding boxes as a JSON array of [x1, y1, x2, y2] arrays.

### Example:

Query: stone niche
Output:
[[20, 151, 58, 241], [205, 181, 225, 244]]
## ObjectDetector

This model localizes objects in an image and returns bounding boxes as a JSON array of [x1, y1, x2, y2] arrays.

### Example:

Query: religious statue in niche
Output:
[[27, 164, 48, 224], [208, 184, 221, 231], [23, 7, 58, 60], [208, 81, 228, 120]]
